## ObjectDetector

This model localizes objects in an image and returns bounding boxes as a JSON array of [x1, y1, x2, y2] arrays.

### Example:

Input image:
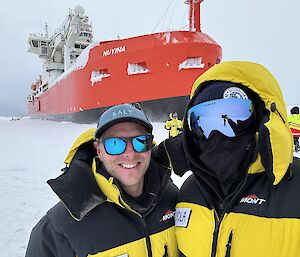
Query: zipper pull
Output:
[[220, 201, 224, 211], [163, 245, 168, 257], [225, 230, 233, 257]]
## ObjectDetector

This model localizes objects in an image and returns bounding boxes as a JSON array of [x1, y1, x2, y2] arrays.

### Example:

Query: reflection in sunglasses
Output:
[[99, 135, 153, 155]]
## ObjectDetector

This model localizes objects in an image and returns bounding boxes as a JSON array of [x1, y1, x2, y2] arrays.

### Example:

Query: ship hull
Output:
[[29, 95, 189, 123], [28, 31, 222, 123]]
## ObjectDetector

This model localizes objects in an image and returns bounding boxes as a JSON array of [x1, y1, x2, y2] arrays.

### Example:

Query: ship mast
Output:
[[186, 0, 203, 32]]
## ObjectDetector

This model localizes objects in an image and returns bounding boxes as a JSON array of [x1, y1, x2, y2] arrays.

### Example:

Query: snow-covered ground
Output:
[[1, 116, 298, 257], [0, 117, 191, 257]]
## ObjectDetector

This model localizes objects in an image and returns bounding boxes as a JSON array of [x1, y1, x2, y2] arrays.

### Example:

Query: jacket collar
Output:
[[92, 158, 170, 215], [48, 159, 106, 221], [48, 158, 171, 221]]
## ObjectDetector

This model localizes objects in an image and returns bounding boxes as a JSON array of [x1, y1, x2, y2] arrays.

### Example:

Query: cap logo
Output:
[[112, 109, 132, 117], [223, 87, 248, 99]]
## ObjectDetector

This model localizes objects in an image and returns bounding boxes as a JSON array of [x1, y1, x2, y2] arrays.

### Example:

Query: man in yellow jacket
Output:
[[154, 61, 300, 257], [26, 104, 179, 257], [164, 112, 183, 138], [288, 106, 300, 152]]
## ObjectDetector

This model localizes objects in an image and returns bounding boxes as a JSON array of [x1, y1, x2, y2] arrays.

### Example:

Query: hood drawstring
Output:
[[270, 102, 286, 124]]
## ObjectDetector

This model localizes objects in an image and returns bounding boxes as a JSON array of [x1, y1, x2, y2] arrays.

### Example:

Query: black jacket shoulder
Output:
[[25, 203, 75, 257]]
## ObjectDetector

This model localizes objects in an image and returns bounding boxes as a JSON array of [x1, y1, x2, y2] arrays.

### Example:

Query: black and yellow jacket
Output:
[[25, 128, 179, 257], [174, 61, 300, 257], [288, 113, 300, 132], [164, 114, 183, 138]]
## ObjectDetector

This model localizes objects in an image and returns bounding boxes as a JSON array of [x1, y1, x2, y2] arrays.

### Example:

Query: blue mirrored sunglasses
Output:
[[99, 135, 153, 155], [187, 98, 253, 138]]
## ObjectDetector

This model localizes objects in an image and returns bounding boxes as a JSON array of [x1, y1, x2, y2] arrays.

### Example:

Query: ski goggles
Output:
[[98, 135, 153, 155], [187, 98, 253, 138]]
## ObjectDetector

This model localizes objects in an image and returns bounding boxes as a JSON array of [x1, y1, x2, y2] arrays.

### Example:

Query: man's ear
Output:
[[93, 141, 101, 155], [93, 141, 103, 160]]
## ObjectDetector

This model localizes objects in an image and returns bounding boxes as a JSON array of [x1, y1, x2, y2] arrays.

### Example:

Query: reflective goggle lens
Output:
[[188, 98, 253, 138], [101, 135, 153, 155]]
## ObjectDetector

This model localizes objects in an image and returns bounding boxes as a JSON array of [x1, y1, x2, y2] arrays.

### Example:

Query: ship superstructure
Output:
[[28, 5, 92, 101], [27, 1, 222, 122]]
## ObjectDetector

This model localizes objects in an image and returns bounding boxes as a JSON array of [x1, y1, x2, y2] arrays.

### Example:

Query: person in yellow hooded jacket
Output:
[[153, 61, 300, 257], [288, 106, 300, 152], [164, 112, 183, 138], [25, 103, 179, 257]]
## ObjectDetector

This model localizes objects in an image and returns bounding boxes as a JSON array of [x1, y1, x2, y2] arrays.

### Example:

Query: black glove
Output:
[[152, 134, 189, 176]]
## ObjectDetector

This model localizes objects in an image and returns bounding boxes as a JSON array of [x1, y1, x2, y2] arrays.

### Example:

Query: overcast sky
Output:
[[0, 0, 299, 116]]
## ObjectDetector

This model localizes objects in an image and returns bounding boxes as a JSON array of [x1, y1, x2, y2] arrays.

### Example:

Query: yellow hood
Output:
[[64, 128, 96, 165], [189, 61, 293, 185]]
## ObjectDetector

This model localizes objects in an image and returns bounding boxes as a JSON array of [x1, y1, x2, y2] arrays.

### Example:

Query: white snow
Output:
[[90, 70, 111, 86], [127, 63, 149, 75], [74, 42, 101, 70], [178, 57, 205, 70], [0, 117, 189, 257]]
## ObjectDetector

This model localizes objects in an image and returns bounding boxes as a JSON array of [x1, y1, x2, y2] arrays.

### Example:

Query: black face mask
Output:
[[196, 130, 256, 196]]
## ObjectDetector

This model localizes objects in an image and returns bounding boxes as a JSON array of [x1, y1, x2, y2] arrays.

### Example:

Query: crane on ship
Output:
[[27, 5, 93, 100]]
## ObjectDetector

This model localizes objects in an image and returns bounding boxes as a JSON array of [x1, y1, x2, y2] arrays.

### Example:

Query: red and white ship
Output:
[[27, 0, 222, 122]]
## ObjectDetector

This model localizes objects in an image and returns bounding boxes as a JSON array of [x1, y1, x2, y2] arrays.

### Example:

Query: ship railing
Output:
[[28, 32, 49, 39]]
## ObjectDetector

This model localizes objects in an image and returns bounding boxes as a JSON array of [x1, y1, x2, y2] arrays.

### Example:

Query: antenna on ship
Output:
[[44, 23, 49, 38], [185, 0, 203, 32]]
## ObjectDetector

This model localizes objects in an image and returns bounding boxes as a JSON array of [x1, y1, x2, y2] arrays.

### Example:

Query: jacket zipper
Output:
[[115, 169, 171, 257], [141, 216, 153, 257], [225, 231, 233, 257], [210, 203, 223, 257], [210, 174, 249, 257], [119, 206, 153, 257], [139, 188, 166, 257], [138, 170, 171, 257]]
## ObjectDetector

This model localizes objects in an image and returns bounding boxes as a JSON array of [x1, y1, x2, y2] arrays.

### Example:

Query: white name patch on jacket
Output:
[[116, 254, 128, 257], [175, 208, 192, 227]]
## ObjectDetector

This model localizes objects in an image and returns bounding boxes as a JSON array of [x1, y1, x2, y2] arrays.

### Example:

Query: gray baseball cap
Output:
[[94, 104, 153, 139]]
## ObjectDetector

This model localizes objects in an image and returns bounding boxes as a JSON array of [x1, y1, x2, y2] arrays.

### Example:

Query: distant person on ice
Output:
[[164, 112, 183, 138], [288, 106, 300, 152], [154, 61, 300, 256], [25, 103, 179, 257]]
